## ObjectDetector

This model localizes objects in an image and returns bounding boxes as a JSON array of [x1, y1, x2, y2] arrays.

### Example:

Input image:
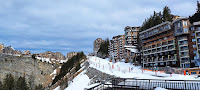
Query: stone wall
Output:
[[85, 67, 116, 85], [0, 53, 55, 88]]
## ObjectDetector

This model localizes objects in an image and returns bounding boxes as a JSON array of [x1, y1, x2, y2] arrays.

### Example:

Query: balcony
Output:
[[179, 43, 188, 47], [162, 47, 168, 51], [181, 60, 190, 63], [178, 37, 187, 41], [180, 55, 189, 58], [168, 46, 175, 50], [168, 56, 177, 61]]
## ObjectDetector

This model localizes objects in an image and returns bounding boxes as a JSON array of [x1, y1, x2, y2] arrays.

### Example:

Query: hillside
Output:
[[0, 53, 55, 88]]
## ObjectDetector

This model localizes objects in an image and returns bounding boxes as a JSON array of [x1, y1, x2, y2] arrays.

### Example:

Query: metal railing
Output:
[[86, 78, 200, 90]]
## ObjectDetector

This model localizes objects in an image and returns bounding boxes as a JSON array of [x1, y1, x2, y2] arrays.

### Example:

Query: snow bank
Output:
[[36, 57, 67, 64], [154, 87, 167, 90], [65, 70, 90, 90], [54, 86, 60, 90]]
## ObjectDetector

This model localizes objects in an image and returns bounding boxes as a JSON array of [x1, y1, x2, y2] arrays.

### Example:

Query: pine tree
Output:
[[97, 38, 110, 58], [28, 73, 35, 90], [197, 0, 200, 12], [35, 84, 43, 90], [3, 74, 15, 90], [154, 15, 162, 25], [15, 76, 29, 90], [162, 6, 172, 22], [0, 81, 3, 90], [189, 0, 200, 23]]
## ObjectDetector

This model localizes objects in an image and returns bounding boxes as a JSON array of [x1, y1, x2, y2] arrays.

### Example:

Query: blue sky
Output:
[[0, 0, 197, 56]]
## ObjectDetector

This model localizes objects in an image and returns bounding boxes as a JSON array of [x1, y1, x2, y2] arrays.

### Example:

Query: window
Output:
[[159, 27, 162, 31], [176, 28, 183, 33], [185, 64, 190, 68], [172, 61, 176, 64], [183, 21, 188, 26], [198, 27, 200, 30], [193, 45, 197, 48], [192, 33, 195, 36], [178, 22, 182, 27], [191, 72, 196, 74], [194, 56, 197, 59], [160, 62, 164, 65], [178, 22, 180, 27], [184, 28, 188, 33], [193, 51, 197, 54], [192, 39, 196, 42], [191, 27, 195, 30], [164, 25, 169, 29], [171, 51, 175, 54], [183, 41, 188, 45], [144, 33, 148, 37], [154, 29, 158, 33]]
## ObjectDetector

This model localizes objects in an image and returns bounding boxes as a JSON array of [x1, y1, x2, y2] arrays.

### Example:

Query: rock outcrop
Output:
[[0, 53, 55, 88]]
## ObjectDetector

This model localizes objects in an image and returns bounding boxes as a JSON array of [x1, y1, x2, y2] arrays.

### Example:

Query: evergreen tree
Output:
[[154, 15, 162, 26], [28, 73, 35, 90], [75, 62, 81, 72], [97, 38, 110, 58], [52, 52, 86, 85], [189, 0, 200, 23], [35, 84, 43, 90], [3, 74, 15, 90], [197, 0, 200, 12], [140, 6, 172, 31], [0, 81, 3, 90], [162, 6, 172, 22], [15, 76, 29, 90]]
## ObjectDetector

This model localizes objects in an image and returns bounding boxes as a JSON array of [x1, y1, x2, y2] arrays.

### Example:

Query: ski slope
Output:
[[88, 56, 200, 80], [62, 56, 200, 90]]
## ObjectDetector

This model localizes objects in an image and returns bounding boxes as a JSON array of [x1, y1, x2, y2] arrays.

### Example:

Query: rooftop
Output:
[[172, 17, 188, 24], [139, 21, 171, 34], [193, 21, 200, 26]]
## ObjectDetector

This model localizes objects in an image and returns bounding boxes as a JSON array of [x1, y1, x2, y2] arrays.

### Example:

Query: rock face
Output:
[[0, 53, 54, 88]]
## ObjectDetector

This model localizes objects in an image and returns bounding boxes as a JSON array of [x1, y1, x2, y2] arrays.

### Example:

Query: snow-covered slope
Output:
[[88, 56, 199, 80], [62, 56, 200, 90]]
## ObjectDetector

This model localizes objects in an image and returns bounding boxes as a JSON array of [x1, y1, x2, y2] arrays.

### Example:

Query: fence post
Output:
[[165, 80, 167, 89], [142, 68, 143, 73], [185, 81, 186, 89], [124, 79, 126, 89], [149, 80, 151, 89], [184, 70, 186, 76]]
